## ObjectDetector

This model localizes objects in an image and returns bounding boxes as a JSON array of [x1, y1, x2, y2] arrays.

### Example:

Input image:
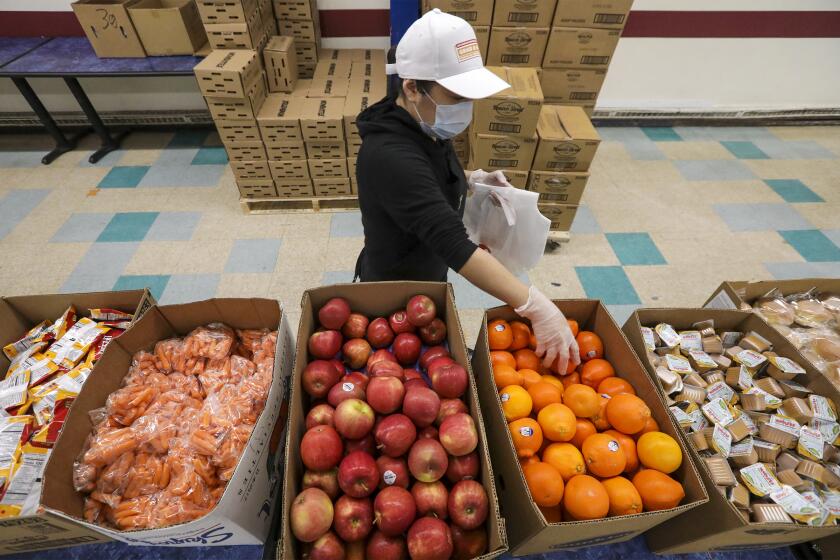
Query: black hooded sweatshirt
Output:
[[354, 96, 478, 281]]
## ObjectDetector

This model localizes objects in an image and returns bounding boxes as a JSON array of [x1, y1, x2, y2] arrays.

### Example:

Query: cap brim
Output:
[[437, 67, 511, 100]]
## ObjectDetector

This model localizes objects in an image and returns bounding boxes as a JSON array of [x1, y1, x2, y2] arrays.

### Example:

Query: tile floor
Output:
[[1, 124, 839, 560]]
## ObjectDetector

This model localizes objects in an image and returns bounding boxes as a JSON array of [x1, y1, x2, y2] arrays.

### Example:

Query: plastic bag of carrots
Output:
[[72, 326, 276, 531]]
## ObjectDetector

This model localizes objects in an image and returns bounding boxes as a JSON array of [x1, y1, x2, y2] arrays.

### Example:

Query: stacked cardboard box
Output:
[[487, 0, 554, 68], [274, 0, 320, 77], [198, 0, 275, 50]]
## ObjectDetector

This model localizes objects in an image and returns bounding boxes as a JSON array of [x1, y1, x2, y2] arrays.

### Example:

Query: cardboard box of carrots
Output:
[[471, 299, 708, 556]]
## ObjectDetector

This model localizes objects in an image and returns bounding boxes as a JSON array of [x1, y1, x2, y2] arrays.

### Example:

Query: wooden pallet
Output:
[[240, 195, 359, 214]]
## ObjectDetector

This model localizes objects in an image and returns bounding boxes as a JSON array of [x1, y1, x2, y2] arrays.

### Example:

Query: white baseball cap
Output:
[[386, 9, 510, 100]]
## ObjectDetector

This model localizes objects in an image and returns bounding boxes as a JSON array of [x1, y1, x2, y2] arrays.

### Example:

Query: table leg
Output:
[[63, 77, 129, 164], [11, 76, 83, 165]]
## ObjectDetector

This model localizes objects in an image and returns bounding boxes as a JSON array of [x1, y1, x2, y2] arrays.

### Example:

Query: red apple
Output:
[[330, 358, 346, 377], [303, 360, 342, 399], [367, 318, 395, 349], [403, 387, 441, 428], [342, 338, 372, 370], [389, 310, 416, 334], [374, 486, 417, 537], [306, 403, 336, 429], [408, 439, 448, 482], [318, 297, 351, 330], [376, 456, 410, 489], [418, 426, 439, 440], [407, 517, 452, 560], [436, 398, 468, 426], [418, 318, 447, 346], [419, 346, 450, 371], [343, 371, 369, 389], [301, 425, 343, 471], [308, 330, 343, 360], [369, 360, 405, 380], [367, 530, 407, 560], [427, 356, 455, 373], [451, 526, 488, 559], [290, 488, 333, 542], [404, 368, 421, 380], [430, 363, 468, 399], [342, 313, 369, 340], [307, 530, 344, 560], [327, 379, 365, 408], [412, 481, 448, 519], [334, 495, 374, 543], [302, 468, 339, 499], [446, 452, 480, 483], [345, 433, 376, 456], [406, 295, 436, 327], [338, 451, 379, 498], [448, 480, 488, 530], [367, 376, 406, 414], [334, 398, 375, 440], [375, 414, 417, 458], [404, 378, 428, 392], [394, 333, 422, 366], [439, 413, 478, 457], [346, 540, 366, 560], [368, 348, 398, 370]]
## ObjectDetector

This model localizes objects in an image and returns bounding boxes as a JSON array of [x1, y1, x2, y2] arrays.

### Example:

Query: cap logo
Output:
[[455, 39, 480, 63], [554, 142, 581, 156]]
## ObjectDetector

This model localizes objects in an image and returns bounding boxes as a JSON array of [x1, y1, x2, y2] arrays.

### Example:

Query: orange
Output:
[[528, 381, 563, 412], [523, 462, 564, 507], [529, 333, 537, 350], [520, 455, 540, 467], [632, 469, 685, 511], [634, 416, 660, 439], [562, 384, 600, 418], [519, 368, 542, 389], [580, 359, 615, 389], [509, 321, 532, 351], [552, 354, 579, 376], [637, 432, 682, 474], [539, 505, 563, 523], [493, 364, 521, 389], [488, 319, 513, 350], [491, 351, 517, 370], [605, 394, 652, 435], [541, 375, 565, 393], [561, 371, 580, 388], [602, 476, 643, 516], [576, 331, 604, 362], [543, 443, 586, 481], [514, 349, 541, 372], [537, 403, 577, 442], [500, 385, 532, 421], [563, 475, 609, 520], [510, 418, 543, 458], [590, 394, 612, 431], [570, 418, 597, 449], [581, 433, 626, 478], [597, 377, 636, 397], [604, 430, 639, 473], [567, 319, 579, 338]]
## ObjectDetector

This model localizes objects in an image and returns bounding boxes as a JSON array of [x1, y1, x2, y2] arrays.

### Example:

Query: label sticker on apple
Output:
[[383, 470, 397, 485], [342, 382, 354, 392], [519, 427, 533, 437]]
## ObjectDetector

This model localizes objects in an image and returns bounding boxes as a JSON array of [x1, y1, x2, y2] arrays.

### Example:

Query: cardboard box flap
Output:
[[487, 66, 544, 102], [300, 97, 344, 121], [538, 105, 600, 141], [704, 278, 840, 310], [265, 35, 294, 52], [257, 94, 305, 124]]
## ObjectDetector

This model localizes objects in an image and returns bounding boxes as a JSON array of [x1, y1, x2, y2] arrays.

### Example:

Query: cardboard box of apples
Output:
[[276, 282, 507, 559]]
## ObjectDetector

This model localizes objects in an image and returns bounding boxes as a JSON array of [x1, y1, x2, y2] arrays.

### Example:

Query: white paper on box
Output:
[[705, 290, 737, 310]]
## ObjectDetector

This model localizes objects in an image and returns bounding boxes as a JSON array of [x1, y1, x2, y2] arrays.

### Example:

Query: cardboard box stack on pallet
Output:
[[274, 0, 320, 77]]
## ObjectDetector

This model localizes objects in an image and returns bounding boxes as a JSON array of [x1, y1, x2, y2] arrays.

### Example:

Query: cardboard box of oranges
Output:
[[472, 299, 708, 556]]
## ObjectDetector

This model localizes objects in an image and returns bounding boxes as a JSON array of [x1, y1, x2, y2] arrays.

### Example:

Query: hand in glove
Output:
[[468, 169, 513, 191], [515, 286, 580, 372]]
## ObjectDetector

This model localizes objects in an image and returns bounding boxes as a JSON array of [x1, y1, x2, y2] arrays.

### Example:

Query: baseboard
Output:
[[0, 110, 214, 129]]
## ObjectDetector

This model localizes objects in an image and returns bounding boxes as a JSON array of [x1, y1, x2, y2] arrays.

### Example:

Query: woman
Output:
[[354, 9, 578, 371]]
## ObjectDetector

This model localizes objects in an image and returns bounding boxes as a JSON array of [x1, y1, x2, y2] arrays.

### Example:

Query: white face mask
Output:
[[412, 91, 473, 140]]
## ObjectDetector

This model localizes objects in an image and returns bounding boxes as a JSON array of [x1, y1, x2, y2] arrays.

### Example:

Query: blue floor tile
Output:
[[114, 274, 171, 301], [0, 189, 50, 239], [50, 212, 114, 242], [754, 139, 836, 160], [825, 230, 840, 248], [98, 166, 149, 188], [321, 270, 355, 285], [674, 160, 755, 181], [623, 139, 667, 160], [330, 211, 364, 237], [606, 304, 642, 327], [0, 150, 45, 167], [721, 140, 769, 159], [159, 273, 220, 304], [606, 233, 666, 265], [138, 164, 225, 188], [594, 127, 648, 142], [641, 127, 682, 142], [447, 270, 529, 309], [575, 266, 641, 305], [672, 126, 776, 142], [570, 205, 601, 234], [97, 212, 160, 242], [192, 146, 228, 165], [225, 238, 282, 273], [145, 211, 201, 241], [61, 242, 139, 293], [779, 229, 840, 262], [713, 203, 812, 232], [155, 147, 201, 166], [167, 128, 210, 147], [764, 179, 825, 203], [765, 261, 840, 279]]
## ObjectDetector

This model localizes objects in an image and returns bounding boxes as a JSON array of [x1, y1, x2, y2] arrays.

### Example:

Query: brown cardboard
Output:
[[313, 59, 352, 81], [232, 160, 272, 181], [528, 170, 588, 203], [497, 169, 529, 189], [704, 279, 840, 311], [273, 0, 316, 20], [533, 104, 600, 171], [237, 179, 278, 199], [72, 0, 146, 58], [194, 49, 263, 99], [312, 178, 352, 197], [347, 139, 361, 158], [205, 8, 265, 50], [469, 133, 537, 172], [343, 89, 382, 141], [299, 97, 345, 142], [295, 41, 318, 70], [486, 27, 549, 67], [540, 68, 606, 103], [267, 142, 307, 160], [205, 77, 267, 120], [538, 203, 578, 231], [305, 141, 346, 159], [543, 27, 621, 69], [553, 0, 634, 29], [278, 17, 320, 42], [269, 159, 310, 181], [197, 0, 258, 24], [623, 308, 840, 552], [347, 48, 386, 66], [264, 36, 298, 93], [224, 142, 267, 161], [348, 63, 388, 98], [257, 94, 305, 143], [306, 76, 349, 98], [276, 282, 507, 559], [474, 66, 543, 137], [472, 300, 706, 556], [347, 156, 357, 179], [216, 119, 262, 144], [423, 0, 494, 25], [274, 179, 315, 198], [128, 0, 206, 55], [307, 158, 348, 179], [493, 0, 557, 27]]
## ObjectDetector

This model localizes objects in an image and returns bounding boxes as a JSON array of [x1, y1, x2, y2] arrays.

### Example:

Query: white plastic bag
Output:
[[463, 183, 550, 275]]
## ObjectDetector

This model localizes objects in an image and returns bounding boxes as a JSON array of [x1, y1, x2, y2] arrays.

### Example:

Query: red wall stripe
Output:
[[319, 9, 390, 38], [0, 12, 84, 37]]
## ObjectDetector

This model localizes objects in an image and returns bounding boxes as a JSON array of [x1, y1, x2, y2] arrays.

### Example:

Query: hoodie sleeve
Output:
[[361, 140, 478, 272]]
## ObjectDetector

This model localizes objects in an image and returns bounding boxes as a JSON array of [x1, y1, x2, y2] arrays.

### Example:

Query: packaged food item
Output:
[[2, 322, 51, 360], [46, 318, 111, 369], [0, 444, 50, 518]]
